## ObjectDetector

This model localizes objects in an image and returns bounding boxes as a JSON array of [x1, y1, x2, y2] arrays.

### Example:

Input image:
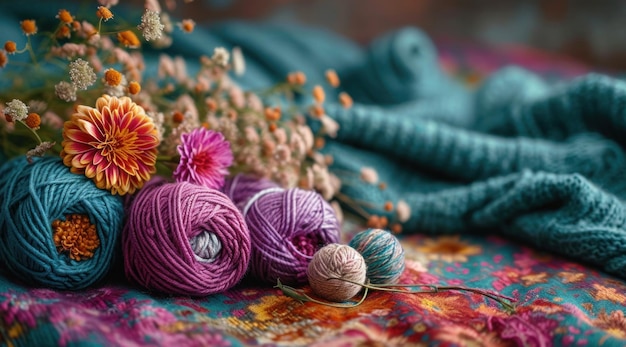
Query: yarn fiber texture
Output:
[[226, 176, 341, 285], [123, 177, 251, 296], [349, 228, 405, 284], [307, 243, 367, 302], [0, 156, 124, 290], [222, 174, 278, 210]]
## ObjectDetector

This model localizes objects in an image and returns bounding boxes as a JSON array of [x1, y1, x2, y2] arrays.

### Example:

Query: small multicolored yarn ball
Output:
[[307, 243, 367, 302], [123, 177, 251, 296], [349, 228, 405, 284], [0, 156, 124, 290]]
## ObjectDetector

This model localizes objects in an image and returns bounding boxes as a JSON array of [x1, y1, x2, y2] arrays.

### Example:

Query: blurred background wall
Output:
[[171, 0, 626, 71]]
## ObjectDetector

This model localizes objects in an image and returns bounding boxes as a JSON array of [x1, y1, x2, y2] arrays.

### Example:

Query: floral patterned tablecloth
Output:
[[2, 230, 626, 347]]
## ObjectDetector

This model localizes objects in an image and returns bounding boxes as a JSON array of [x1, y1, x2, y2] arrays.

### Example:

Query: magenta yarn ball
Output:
[[225, 175, 341, 285], [123, 177, 251, 296]]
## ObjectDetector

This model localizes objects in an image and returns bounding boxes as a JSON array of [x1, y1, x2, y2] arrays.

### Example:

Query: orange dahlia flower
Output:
[[61, 95, 160, 195]]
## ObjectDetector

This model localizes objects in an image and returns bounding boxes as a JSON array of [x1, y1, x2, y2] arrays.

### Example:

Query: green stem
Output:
[[26, 36, 38, 66], [274, 279, 370, 308], [17, 120, 42, 144], [329, 277, 517, 314]]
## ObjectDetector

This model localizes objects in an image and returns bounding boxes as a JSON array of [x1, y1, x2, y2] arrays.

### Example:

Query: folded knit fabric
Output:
[[322, 54, 626, 279]]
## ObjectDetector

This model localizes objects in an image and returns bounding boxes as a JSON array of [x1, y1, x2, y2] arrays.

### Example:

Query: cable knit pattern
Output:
[[321, 31, 626, 279]]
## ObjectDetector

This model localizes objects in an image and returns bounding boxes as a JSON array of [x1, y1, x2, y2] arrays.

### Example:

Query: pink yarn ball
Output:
[[307, 243, 367, 302], [123, 178, 251, 296]]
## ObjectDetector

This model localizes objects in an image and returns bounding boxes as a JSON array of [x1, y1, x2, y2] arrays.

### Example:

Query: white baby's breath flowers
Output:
[[396, 200, 411, 223], [68, 58, 96, 90], [4, 99, 28, 121], [55, 81, 77, 102], [360, 167, 379, 184], [137, 9, 164, 42], [232, 46, 245, 76], [212, 47, 230, 67], [319, 114, 339, 138]]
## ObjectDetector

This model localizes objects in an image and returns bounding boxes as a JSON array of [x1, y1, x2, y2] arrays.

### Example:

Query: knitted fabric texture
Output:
[[323, 64, 626, 278]]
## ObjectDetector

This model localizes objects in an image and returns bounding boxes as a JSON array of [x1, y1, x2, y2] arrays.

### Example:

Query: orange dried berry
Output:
[[325, 69, 340, 88], [71, 20, 81, 31], [172, 111, 185, 124], [0, 51, 6, 68], [3, 41, 16, 54], [312, 85, 325, 103], [287, 71, 307, 85], [104, 68, 123, 87], [384, 201, 394, 212], [24, 113, 41, 129], [52, 214, 100, 261], [128, 81, 141, 94], [287, 72, 297, 85], [390, 223, 403, 234], [96, 6, 114, 21], [206, 98, 217, 112], [56, 25, 71, 39], [264, 107, 280, 121], [20, 19, 37, 36], [117, 31, 140, 48], [202, 122, 210, 129], [339, 92, 353, 109], [268, 122, 278, 132], [294, 71, 307, 85], [180, 19, 195, 33], [379, 216, 389, 228], [314, 137, 325, 149], [57, 9, 73, 24], [367, 215, 381, 228], [311, 104, 325, 118]]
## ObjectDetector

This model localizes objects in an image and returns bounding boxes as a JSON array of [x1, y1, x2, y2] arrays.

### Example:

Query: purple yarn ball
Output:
[[123, 177, 251, 296], [239, 185, 341, 285], [222, 174, 279, 210]]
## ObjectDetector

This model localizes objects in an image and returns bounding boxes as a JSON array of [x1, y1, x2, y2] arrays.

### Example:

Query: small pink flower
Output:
[[173, 128, 233, 189]]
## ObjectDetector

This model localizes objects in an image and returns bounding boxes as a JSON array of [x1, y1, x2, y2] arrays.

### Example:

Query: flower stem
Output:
[[17, 120, 42, 144], [26, 36, 38, 66], [329, 277, 517, 314], [274, 278, 370, 308]]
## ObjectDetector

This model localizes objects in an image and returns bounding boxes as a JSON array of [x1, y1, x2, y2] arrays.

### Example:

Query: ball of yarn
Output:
[[225, 175, 341, 285], [307, 243, 367, 302], [0, 156, 124, 290], [349, 228, 405, 284], [222, 174, 278, 210], [123, 177, 251, 296]]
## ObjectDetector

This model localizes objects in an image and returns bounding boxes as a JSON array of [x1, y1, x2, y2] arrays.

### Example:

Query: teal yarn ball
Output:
[[348, 228, 405, 284], [0, 156, 124, 290]]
